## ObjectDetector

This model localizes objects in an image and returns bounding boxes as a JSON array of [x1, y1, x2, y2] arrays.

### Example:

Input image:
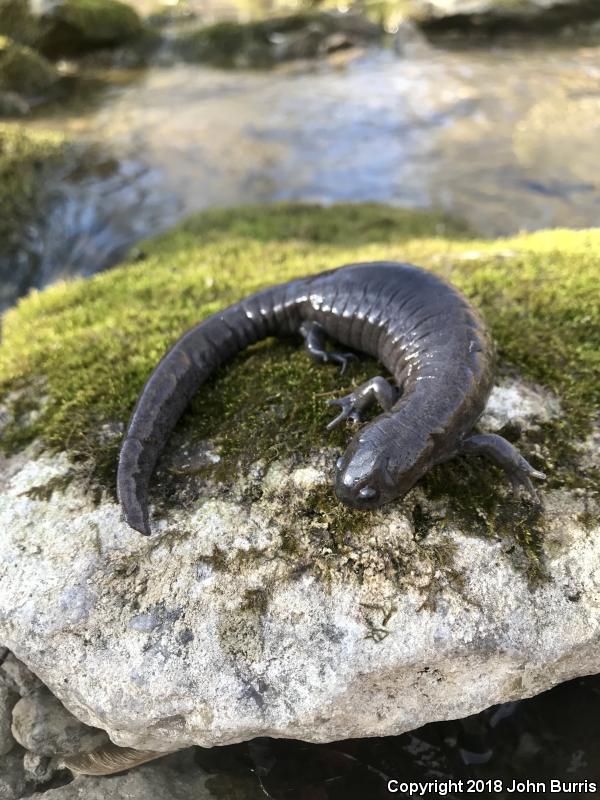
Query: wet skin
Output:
[[117, 262, 545, 535]]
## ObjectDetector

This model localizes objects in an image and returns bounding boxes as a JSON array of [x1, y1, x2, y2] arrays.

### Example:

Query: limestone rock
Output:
[[22, 750, 57, 783], [11, 688, 109, 757], [480, 378, 561, 432], [0, 373, 598, 751]]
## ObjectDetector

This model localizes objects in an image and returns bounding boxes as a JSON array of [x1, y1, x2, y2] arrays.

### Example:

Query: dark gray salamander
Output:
[[117, 261, 545, 535]]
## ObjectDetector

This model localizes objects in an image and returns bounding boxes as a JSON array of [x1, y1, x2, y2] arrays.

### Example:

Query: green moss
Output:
[[0, 204, 598, 562], [0, 0, 41, 46], [37, 0, 144, 57], [420, 456, 549, 584], [185, 340, 376, 482], [0, 36, 58, 95]]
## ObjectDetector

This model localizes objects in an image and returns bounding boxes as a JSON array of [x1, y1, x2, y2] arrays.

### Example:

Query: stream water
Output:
[[16, 33, 599, 308]]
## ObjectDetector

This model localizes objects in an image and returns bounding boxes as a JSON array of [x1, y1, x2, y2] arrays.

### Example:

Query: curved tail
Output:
[[117, 283, 300, 535]]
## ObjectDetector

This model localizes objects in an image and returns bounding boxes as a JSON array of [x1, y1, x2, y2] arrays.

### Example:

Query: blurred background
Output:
[[1, 0, 599, 308], [1, 0, 599, 795]]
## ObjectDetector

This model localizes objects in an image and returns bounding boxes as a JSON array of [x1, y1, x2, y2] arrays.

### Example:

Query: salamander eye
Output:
[[359, 486, 377, 500]]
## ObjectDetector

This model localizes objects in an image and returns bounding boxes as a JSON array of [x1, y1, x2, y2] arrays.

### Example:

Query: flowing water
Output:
[[16, 33, 599, 307]]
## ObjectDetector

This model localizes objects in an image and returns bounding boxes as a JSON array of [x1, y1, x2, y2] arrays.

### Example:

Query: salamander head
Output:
[[334, 421, 434, 510]]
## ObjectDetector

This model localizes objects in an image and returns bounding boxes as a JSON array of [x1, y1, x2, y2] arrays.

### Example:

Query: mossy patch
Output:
[[0, 36, 59, 95], [36, 0, 144, 57], [0, 0, 41, 46], [0, 203, 598, 575]]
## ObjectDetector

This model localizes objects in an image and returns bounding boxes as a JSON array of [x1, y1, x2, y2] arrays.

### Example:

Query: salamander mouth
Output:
[[334, 482, 385, 510]]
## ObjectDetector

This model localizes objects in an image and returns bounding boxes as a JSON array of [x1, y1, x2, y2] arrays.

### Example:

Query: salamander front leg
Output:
[[300, 321, 356, 374], [327, 376, 399, 430], [460, 433, 546, 500]]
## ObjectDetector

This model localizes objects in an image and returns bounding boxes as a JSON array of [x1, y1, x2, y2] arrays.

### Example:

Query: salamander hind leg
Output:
[[326, 376, 399, 431], [300, 321, 356, 374], [460, 433, 546, 501]]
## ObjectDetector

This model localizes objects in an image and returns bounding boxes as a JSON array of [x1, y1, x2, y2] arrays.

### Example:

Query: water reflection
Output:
[[27, 38, 599, 286]]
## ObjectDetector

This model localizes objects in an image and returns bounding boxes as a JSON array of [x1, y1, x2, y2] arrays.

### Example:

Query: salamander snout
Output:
[[333, 448, 388, 510], [334, 424, 432, 510]]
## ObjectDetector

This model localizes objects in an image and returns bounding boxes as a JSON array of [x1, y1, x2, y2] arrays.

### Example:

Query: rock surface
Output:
[[0, 747, 28, 800], [22, 750, 58, 784], [409, 0, 600, 30], [11, 687, 109, 757], [0, 375, 598, 751]]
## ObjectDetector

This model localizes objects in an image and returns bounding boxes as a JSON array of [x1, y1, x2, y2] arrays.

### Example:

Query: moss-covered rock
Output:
[[0, 0, 40, 46], [175, 12, 381, 68], [35, 0, 144, 57], [0, 200, 598, 590], [0, 204, 597, 474], [0, 35, 58, 96], [0, 204, 598, 749]]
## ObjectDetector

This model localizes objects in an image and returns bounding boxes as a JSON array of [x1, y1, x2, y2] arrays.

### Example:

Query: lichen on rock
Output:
[[0, 203, 598, 749]]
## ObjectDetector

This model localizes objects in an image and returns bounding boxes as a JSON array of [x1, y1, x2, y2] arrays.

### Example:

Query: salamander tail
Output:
[[117, 436, 151, 536]]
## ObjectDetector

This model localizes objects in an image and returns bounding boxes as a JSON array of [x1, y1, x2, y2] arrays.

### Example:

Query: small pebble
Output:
[[1, 653, 43, 697], [12, 687, 109, 758], [24, 750, 58, 783]]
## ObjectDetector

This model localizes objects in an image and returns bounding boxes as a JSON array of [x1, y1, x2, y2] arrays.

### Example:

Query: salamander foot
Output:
[[460, 433, 546, 501], [326, 376, 399, 431], [326, 394, 362, 429], [300, 320, 357, 374]]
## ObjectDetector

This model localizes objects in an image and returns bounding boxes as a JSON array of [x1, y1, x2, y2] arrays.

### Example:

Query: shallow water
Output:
[[20, 35, 599, 302]]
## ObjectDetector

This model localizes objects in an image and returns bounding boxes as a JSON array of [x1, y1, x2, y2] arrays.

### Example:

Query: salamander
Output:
[[117, 261, 545, 535]]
